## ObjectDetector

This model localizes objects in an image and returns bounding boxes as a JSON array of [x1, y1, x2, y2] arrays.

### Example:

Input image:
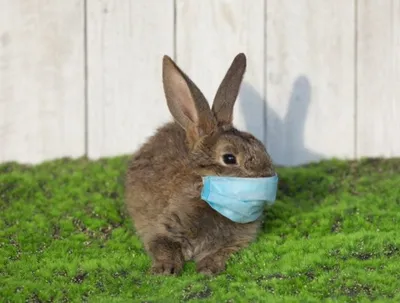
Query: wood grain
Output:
[[2, 1, 400, 166], [266, 0, 356, 166], [0, 0, 85, 164], [357, 0, 400, 158], [86, 0, 174, 159]]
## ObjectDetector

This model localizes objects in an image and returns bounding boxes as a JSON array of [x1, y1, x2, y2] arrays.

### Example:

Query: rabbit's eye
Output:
[[222, 154, 237, 165]]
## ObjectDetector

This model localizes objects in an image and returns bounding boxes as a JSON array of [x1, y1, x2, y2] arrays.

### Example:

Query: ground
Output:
[[0, 156, 399, 302]]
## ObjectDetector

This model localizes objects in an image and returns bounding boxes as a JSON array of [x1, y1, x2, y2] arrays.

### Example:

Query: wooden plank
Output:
[[357, 1, 400, 158], [0, 0, 85, 164], [175, 0, 265, 143], [266, 0, 355, 166], [86, 0, 174, 159]]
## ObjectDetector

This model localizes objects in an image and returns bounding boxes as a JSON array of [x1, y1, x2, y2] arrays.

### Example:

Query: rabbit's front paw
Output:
[[196, 256, 226, 275], [148, 236, 184, 275], [151, 259, 183, 275]]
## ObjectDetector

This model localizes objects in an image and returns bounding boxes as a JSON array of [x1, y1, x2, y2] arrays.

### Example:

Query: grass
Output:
[[1, 156, 400, 303]]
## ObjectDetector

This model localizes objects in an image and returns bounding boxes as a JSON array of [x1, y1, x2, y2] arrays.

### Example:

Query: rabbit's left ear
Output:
[[212, 53, 247, 126], [162, 55, 216, 143]]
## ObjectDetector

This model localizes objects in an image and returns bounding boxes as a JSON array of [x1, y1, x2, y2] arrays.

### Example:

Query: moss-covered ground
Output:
[[1, 156, 399, 302]]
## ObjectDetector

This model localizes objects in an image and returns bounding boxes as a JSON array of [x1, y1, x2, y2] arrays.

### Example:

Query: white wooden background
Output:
[[1, 0, 399, 166]]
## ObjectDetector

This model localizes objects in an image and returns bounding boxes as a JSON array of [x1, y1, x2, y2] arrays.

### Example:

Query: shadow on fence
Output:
[[239, 76, 323, 166]]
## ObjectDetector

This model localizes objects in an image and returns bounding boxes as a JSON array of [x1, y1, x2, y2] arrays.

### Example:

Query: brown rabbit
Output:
[[125, 53, 275, 275]]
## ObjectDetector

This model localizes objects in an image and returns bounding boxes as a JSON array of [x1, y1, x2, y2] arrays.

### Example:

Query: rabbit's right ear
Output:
[[212, 53, 247, 127], [162, 55, 216, 145]]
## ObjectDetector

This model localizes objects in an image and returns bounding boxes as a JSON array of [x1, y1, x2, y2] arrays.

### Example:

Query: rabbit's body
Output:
[[125, 54, 275, 275], [126, 122, 261, 269]]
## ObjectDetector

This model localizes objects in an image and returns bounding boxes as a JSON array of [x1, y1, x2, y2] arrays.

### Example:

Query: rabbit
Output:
[[125, 53, 275, 276]]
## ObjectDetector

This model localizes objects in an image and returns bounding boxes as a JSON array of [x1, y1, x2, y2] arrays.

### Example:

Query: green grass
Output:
[[1, 156, 400, 303]]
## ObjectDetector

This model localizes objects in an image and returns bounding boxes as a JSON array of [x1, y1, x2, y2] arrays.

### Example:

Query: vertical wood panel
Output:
[[357, 1, 400, 158], [87, 0, 174, 159], [0, 0, 85, 164], [266, 0, 355, 166], [176, 0, 265, 143]]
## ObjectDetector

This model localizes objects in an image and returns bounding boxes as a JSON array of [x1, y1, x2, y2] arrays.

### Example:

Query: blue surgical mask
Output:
[[200, 175, 279, 224]]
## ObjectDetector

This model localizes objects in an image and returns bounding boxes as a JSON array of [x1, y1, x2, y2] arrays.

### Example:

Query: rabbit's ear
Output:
[[162, 55, 216, 143], [212, 53, 247, 126]]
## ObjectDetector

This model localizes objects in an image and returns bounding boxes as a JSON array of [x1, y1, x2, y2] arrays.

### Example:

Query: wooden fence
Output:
[[1, 0, 399, 166]]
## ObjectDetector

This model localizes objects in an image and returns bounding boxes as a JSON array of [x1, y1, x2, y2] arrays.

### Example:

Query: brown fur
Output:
[[125, 53, 275, 275]]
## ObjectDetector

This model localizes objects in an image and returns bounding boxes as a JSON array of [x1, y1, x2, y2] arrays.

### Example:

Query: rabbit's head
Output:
[[162, 53, 275, 178]]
